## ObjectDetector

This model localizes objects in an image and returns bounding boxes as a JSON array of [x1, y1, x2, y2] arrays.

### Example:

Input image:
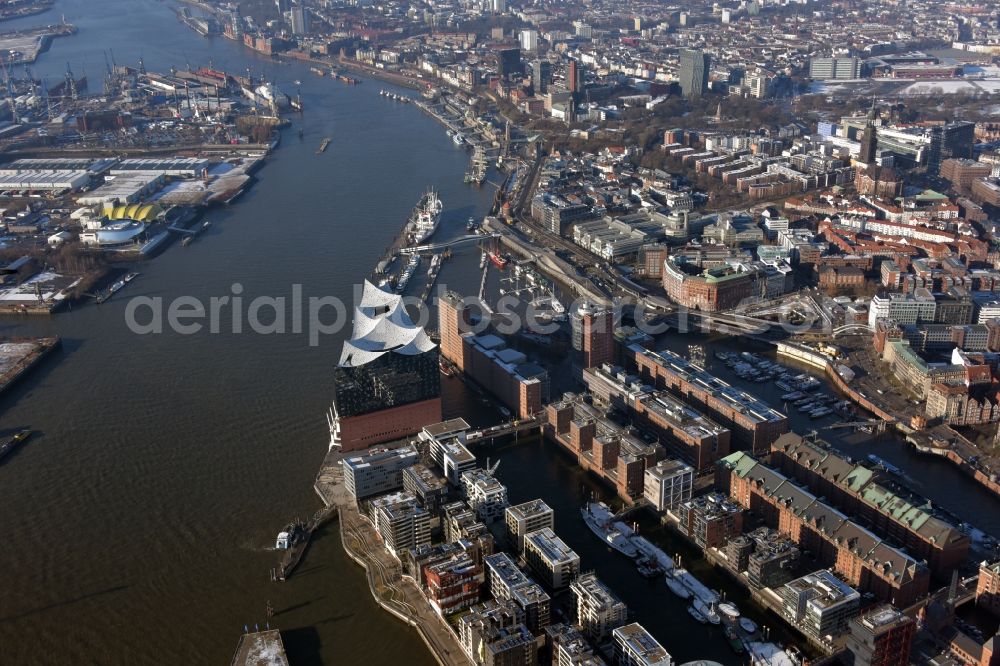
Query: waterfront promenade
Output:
[[315, 450, 469, 666]]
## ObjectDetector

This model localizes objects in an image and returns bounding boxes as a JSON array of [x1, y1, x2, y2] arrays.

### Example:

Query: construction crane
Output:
[[0, 54, 15, 121], [64, 62, 77, 101]]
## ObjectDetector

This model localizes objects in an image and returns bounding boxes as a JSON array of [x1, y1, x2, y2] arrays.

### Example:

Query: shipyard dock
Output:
[[314, 449, 468, 666]]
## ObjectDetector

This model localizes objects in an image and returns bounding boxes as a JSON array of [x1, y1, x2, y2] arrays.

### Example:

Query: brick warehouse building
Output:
[[661, 256, 761, 312], [438, 291, 545, 418], [770, 433, 969, 578], [718, 452, 930, 606], [626, 344, 788, 454], [582, 364, 731, 471], [328, 281, 441, 452], [544, 396, 661, 502]]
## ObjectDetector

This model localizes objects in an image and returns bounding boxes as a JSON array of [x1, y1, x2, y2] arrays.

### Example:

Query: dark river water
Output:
[[0, 2, 997, 665]]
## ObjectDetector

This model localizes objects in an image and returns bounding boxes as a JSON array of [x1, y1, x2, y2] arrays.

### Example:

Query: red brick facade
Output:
[[338, 397, 443, 452]]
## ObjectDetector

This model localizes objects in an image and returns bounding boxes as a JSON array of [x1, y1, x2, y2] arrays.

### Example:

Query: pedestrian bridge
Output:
[[398, 233, 500, 255], [466, 417, 541, 444]]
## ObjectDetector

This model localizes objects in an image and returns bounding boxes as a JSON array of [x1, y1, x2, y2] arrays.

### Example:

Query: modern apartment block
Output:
[[486, 552, 533, 601], [424, 554, 485, 616], [545, 624, 607, 665], [462, 468, 510, 524], [570, 573, 629, 641], [458, 600, 538, 666], [643, 458, 695, 511], [422, 418, 477, 485], [368, 491, 432, 559], [844, 605, 915, 666], [678, 48, 709, 98], [343, 444, 419, 501], [524, 528, 581, 589], [506, 500, 555, 552], [612, 623, 672, 666], [779, 570, 861, 642], [680, 493, 744, 549]]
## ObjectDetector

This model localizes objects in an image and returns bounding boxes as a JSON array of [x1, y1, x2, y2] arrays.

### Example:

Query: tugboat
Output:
[[488, 251, 508, 269]]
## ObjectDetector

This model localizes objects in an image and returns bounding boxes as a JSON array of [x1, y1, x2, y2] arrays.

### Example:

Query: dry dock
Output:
[[314, 449, 469, 666]]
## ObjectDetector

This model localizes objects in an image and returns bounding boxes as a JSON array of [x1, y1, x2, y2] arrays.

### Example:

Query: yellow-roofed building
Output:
[[101, 203, 163, 223]]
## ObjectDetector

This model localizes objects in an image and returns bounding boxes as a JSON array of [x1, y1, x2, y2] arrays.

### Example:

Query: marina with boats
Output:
[[715, 351, 853, 422], [581, 502, 785, 660]]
